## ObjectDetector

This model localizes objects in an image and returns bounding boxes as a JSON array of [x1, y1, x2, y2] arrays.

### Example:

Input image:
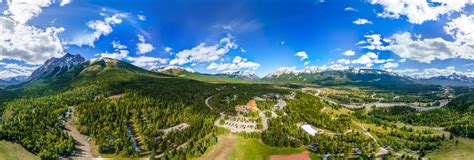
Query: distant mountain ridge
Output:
[[418, 73, 474, 86], [262, 67, 411, 86], [30, 53, 85, 78], [151, 65, 195, 74], [151, 65, 259, 82], [0, 76, 29, 86], [217, 70, 259, 80], [15, 54, 473, 87]]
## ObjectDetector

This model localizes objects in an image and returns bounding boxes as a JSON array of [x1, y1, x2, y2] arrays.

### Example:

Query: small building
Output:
[[301, 124, 318, 136]]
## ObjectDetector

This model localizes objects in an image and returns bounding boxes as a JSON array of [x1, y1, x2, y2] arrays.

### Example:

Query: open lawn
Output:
[[0, 141, 39, 160], [426, 138, 474, 160], [196, 134, 312, 160], [230, 136, 306, 160]]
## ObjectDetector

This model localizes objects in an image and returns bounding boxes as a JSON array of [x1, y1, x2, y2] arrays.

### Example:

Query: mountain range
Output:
[[418, 73, 474, 86], [151, 65, 259, 83], [0, 76, 28, 86], [3, 54, 473, 87]]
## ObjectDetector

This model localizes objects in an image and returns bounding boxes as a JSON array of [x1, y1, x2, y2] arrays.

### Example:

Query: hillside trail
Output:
[[65, 107, 95, 160]]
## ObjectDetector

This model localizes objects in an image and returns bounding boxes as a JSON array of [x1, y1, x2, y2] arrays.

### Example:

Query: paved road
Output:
[[65, 108, 94, 160], [355, 123, 388, 157], [205, 96, 214, 111]]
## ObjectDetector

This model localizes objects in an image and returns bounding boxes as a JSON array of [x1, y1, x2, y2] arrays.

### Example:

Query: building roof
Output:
[[301, 124, 318, 136]]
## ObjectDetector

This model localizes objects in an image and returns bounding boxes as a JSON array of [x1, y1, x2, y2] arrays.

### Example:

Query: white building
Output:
[[301, 124, 318, 136]]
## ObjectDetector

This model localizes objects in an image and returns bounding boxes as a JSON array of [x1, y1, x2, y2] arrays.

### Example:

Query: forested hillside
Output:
[[0, 58, 277, 159], [369, 91, 474, 138]]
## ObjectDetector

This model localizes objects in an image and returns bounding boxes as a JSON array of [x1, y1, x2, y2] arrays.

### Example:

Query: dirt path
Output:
[[201, 134, 236, 160], [65, 108, 95, 159]]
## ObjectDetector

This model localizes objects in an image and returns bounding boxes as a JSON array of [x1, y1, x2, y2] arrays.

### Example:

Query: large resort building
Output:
[[235, 99, 258, 113]]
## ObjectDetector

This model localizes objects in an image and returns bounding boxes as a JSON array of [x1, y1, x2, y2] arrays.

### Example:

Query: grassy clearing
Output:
[[196, 134, 311, 160], [426, 138, 474, 160], [230, 137, 305, 160], [394, 123, 448, 136], [0, 141, 39, 160]]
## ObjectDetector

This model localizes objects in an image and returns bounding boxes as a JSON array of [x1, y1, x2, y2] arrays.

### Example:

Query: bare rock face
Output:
[[30, 53, 85, 78]]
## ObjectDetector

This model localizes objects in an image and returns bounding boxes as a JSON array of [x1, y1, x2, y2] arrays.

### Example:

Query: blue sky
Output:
[[0, 0, 474, 78]]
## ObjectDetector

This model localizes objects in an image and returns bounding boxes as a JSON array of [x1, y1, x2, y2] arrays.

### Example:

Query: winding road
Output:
[[355, 123, 388, 157], [205, 96, 214, 111]]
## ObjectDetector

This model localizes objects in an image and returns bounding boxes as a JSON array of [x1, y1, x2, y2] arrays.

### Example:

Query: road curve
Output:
[[205, 96, 214, 111]]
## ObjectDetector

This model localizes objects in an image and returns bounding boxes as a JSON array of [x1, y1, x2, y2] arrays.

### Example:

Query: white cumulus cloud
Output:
[[0, 62, 38, 79], [389, 66, 474, 78], [369, 0, 474, 24], [361, 34, 387, 50], [444, 14, 474, 46], [342, 50, 356, 56], [0, 17, 64, 64], [386, 32, 474, 63], [337, 59, 351, 64], [207, 56, 260, 72], [295, 51, 309, 61], [353, 18, 373, 25], [137, 14, 146, 21], [59, 0, 72, 6], [169, 35, 238, 65], [69, 13, 128, 47], [136, 34, 155, 54], [127, 56, 168, 69], [344, 7, 358, 12], [97, 41, 129, 60]]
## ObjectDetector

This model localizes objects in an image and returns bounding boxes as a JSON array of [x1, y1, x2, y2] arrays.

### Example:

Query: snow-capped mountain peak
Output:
[[220, 70, 259, 79], [150, 65, 195, 73]]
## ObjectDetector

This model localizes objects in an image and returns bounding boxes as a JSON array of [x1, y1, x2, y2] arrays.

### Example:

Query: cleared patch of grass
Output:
[[426, 138, 474, 160], [230, 137, 305, 160], [0, 140, 39, 160]]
